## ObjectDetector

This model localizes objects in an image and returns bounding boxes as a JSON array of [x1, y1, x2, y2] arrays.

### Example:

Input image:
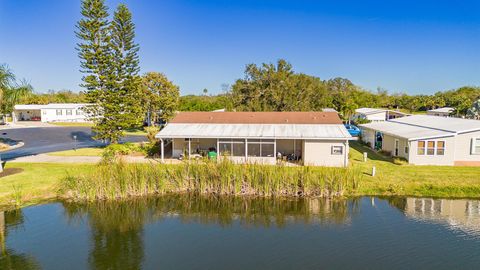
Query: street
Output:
[[0, 127, 146, 160]]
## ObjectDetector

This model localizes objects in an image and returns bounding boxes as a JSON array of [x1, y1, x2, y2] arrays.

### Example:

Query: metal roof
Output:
[[355, 108, 386, 115], [427, 107, 455, 113], [360, 121, 454, 141], [156, 123, 352, 140], [390, 115, 480, 133]]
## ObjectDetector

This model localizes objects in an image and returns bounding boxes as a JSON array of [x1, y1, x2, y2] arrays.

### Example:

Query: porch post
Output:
[[293, 139, 296, 156], [188, 138, 191, 159], [216, 138, 220, 162], [160, 138, 164, 162], [274, 139, 277, 158], [245, 138, 248, 162]]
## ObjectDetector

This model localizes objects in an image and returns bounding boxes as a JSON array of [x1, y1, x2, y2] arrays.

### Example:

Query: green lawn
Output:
[[47, 147, 104, 156], [0, 163, 95, 208], [349, 142, 480, 198], [124, 128, 147, 136], [0, 142, 479, 209]]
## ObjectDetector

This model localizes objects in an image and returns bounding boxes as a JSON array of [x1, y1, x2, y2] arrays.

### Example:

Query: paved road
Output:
[[0, 127, 146, 160]]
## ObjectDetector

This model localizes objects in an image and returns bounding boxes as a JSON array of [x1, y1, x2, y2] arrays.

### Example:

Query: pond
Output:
[[1, 196, 479, 269]]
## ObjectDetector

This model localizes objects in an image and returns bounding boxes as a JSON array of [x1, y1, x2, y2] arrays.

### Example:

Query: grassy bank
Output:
[[349, 142, 480, 198], [1, 142, 480, 209], [59, 160, 362, 201], [0, 163, 94, 208]]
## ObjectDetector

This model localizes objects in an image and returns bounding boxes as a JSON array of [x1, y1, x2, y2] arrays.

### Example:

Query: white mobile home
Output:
[[353, 108, 408, 122], [156, 112, 352, 167], [13, 103, 91, 123], [360, 115, 480, 166], [427, 107, 455, 117]]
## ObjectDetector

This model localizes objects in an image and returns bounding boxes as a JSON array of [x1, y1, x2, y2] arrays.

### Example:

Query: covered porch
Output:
[[160, 137, 303, 165]]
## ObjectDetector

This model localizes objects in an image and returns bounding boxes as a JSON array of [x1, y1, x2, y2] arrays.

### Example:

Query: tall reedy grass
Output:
[[59, 159, 363, 201]]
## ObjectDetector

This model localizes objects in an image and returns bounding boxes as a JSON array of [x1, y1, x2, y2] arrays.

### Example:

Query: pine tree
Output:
[[109, 4, 144, 137], [76, 0, 116, 141], [77, 1, 143, 143]]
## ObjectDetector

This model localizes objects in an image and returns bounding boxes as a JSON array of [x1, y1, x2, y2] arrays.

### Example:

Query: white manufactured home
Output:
[[352, 107, 408, 122], [13, 103, 91, 123], [360, 115, 480, 166], [426, 107, 455, 117], [155, 112, 352, 167]]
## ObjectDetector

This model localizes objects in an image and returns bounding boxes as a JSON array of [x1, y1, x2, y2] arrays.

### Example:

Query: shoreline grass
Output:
[[0, 142, 479, 209], [59, 160, 362, 201]]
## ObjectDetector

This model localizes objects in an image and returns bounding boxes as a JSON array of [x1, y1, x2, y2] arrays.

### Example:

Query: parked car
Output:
[[344, 124, 361, 136]]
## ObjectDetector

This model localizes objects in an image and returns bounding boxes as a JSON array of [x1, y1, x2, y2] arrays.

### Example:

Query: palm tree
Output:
[[0, 64, 16, 108], [0, 64, 33, 115]]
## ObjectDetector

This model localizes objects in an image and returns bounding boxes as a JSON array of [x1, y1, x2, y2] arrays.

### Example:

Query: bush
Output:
[[102, 143, 141, 161], [144, 126, 160, 144], [393, 157, 408, 165]]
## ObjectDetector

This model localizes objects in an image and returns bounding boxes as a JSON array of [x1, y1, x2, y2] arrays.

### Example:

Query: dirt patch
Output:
[[0, 168, 24, 178]]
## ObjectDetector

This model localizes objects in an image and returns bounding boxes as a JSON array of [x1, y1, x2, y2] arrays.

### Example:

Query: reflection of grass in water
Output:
[[60, 159, 363, 201], [62, 195, 361, 230], [0, 209, 40, 270]]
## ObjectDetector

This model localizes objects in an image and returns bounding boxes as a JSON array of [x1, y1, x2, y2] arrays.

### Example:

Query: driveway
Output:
[[0, 127, 146, 160]]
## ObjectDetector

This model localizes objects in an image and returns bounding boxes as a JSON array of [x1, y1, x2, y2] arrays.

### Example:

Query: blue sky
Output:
[[1, 0, 479, 95]]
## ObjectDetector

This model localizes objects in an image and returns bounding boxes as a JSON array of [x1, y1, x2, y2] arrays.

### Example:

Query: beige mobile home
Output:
[[360, 115, 480, 166], [155, 112, 352, 167]]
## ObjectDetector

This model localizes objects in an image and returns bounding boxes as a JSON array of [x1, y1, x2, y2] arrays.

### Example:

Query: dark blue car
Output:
[[344, 124, 361, 136]]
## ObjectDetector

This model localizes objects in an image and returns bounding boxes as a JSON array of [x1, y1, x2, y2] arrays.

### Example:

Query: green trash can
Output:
[[208, 151, 217, 160]]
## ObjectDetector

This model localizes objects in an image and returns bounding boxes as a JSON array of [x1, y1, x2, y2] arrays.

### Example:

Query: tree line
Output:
[[229, 59, 480, 119]]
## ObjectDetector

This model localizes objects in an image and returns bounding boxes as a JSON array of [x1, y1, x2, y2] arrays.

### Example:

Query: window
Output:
[[437, 141, 445, 155], [233, 143, 245, 156], [66, 109, 73, 116], [472, 138, 480, 155], [427, 141, 435, 155], [405, 146, 409, 154], [331, 146, 343, 155], [76, 110, 83, 115], [417, 141, 425, 155], [219, 139, 245, 157], [247, 139, 275, 157], [261, 143, 274, 157], [418, 140, 445, 156], [56, 109, 62, 116], [247, 143, 260, 157]]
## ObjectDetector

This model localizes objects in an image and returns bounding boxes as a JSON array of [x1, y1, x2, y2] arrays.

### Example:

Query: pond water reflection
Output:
[[1, 196, 479, 270]]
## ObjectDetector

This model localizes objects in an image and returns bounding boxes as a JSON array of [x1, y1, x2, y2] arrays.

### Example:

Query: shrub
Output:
[[102, 143, 141, 161], [393, 157, 408, 165], [144, 126, 160, 144]]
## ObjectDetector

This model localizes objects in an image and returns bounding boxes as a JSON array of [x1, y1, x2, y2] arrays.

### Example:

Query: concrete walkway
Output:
[[8, 154, 166, 164]]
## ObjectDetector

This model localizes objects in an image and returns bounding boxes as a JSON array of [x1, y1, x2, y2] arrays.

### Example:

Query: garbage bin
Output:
[[208, 151, 217, 160]]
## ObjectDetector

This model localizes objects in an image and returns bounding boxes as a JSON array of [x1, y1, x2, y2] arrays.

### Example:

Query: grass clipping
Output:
[[59, 159, 362, 201]]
